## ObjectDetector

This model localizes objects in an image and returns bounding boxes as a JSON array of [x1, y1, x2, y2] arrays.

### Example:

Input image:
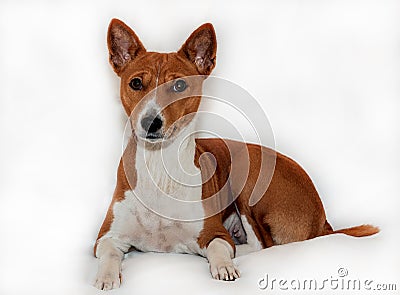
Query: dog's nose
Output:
[[141, 115, 163, 133]]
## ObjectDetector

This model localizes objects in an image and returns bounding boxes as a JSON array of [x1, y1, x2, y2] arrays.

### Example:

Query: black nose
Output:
[[141, 115, 163, 133]]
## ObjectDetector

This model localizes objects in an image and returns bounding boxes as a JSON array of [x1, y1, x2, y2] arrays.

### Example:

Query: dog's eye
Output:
[[129, 77, 143, 90], [172, 79, 187, 92]]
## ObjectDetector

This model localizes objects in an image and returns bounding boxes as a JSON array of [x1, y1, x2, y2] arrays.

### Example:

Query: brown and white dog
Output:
[[93, 19, 379, 291]]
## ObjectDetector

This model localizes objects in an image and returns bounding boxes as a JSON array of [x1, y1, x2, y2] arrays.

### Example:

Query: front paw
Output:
[[94, 269, 121, 291], [210, 261, 240, 281]]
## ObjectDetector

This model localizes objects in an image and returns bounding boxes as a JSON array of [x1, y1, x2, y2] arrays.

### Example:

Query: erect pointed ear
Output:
[[177, 23, 217, 75], [107, 19, 146, 75]]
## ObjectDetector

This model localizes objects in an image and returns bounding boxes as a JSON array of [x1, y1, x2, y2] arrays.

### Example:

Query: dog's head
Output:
[[107, 19, 216, 142]]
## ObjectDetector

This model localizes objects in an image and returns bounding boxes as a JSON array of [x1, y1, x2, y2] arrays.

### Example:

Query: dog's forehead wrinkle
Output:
[[130, 52, 192, 86], [151, 54, 168, 85], [155, 61, 161, 89]]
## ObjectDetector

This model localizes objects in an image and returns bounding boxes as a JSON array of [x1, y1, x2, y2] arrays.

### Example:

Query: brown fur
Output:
[[94, 135, 137, 255], [95, 19, 378, 258], [326, 224, 380, 237]]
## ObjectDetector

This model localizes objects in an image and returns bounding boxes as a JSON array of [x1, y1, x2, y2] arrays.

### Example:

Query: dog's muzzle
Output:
[[140, 115, 163, 140]]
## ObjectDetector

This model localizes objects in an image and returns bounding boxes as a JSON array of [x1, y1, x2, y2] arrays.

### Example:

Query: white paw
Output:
[[94, 270, 121, 291], [210, 261, 240, 281]]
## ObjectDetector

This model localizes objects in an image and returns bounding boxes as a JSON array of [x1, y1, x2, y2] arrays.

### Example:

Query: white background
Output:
[[0, 0, 399, 294]]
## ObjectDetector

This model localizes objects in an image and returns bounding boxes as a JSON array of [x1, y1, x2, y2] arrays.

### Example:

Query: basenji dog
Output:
[[93, 19, 379, 291]]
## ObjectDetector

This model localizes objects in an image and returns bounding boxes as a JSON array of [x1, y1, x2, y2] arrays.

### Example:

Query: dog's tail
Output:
[[322, 221, 379, 237]]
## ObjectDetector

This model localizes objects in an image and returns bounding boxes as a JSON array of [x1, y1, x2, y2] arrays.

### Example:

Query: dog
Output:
[[93, 19, 379, 291]]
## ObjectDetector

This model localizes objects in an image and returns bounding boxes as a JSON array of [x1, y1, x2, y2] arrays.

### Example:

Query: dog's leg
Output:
[[234, 215, 264, 256], [206, 238, 240, 281], [94, 237, 130, 291], [223, 211, 247, 245]]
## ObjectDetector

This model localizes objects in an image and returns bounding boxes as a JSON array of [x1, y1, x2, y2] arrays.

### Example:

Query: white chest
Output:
[[106, 126, 206, 255]]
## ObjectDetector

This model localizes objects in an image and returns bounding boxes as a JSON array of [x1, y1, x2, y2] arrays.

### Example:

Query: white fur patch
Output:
[[235, 215, 263, 257], [102, 120, 206, 256], [206, 238, 240, 280], [94, 238, 125, 290]]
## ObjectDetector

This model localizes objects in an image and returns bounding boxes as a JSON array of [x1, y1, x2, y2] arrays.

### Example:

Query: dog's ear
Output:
[[107, 19, 146, 75], [178, 23, 217, 75]]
